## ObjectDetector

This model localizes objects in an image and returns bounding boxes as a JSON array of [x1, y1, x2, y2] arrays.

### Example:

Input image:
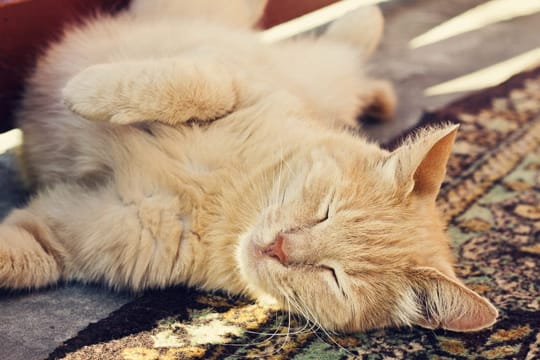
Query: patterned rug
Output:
[[43, 68, 540, 359]]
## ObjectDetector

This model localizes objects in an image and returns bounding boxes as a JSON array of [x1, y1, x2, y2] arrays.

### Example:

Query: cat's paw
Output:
[[0, 224, 61, 289], [360, 80, 396, 123], [324, 6, 384, 58], [63, 60, 240, 126], [62, 64, 123, 123]]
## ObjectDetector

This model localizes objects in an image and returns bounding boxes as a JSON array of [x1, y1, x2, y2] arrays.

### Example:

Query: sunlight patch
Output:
[[260, 0, 390, 43], [152, 313, 244, 348], [410, 0, 540, 49], [183, 318, 244, 345], [0, 128, 22, 154], [425, 47, 540, 96]]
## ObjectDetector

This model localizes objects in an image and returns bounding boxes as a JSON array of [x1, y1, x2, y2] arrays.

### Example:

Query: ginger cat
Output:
[[0, 0, 497, 333]]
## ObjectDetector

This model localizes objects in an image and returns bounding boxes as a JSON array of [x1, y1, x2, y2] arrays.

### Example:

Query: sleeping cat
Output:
[[0, 0, 497, 333]]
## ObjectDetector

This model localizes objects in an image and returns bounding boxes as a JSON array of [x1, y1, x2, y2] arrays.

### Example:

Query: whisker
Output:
[[273, 297, 292, 355], [287, 288, 355, 357], [282, 288, 319, 334], [218, 309, 285, 349]]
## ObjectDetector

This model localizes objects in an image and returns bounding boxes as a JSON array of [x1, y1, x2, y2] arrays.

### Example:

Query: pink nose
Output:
[[263, 233, 288, 264]]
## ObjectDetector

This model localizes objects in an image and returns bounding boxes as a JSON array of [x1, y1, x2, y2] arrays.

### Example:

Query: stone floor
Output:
[[1, 1, 539, 359]]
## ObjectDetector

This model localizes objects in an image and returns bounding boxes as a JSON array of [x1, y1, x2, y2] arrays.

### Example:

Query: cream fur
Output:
[[0, 0, 497, 333]]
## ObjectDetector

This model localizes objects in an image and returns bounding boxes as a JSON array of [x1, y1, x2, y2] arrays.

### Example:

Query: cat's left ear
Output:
[[402, 266, 498, 332], [383, 124, 459, 199]]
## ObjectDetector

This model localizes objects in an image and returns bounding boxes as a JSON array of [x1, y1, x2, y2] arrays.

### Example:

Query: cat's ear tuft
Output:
[[383, 124, 458, 199], [403, 267, 498, 332]]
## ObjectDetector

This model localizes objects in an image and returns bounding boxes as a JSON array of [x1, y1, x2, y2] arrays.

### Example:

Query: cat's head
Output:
[[237, 125, 498, 333]]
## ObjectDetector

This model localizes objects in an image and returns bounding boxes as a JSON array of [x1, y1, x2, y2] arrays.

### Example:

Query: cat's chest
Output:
[[121, 116, 305, 222], [170, 122, 287, 178]]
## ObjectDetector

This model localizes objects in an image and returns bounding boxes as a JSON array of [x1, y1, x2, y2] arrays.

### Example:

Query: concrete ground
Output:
[[1, 1, 539, 359]]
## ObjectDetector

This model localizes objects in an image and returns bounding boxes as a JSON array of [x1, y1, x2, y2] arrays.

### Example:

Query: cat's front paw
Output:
[[0, 224, 62, 289], [62, 64, 123, 123], [63, 60, 242, 126]]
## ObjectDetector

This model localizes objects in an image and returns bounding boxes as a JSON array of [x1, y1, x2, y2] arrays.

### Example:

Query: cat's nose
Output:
[[263, 233, 288, 264]]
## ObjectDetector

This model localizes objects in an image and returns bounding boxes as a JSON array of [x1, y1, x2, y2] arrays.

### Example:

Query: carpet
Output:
[[29, 67, 540, 359]]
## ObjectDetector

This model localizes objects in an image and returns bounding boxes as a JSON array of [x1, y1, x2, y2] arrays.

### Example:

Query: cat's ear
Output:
[[403, 267, 498, 332], [383, 124, 458, 199]]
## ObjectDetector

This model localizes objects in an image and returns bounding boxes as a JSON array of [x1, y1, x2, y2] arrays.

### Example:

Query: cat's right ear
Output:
[[382, 124, 459, 200]]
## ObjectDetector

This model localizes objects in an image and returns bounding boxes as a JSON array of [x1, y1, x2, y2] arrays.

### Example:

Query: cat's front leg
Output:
[[62, 58, 241, 126]]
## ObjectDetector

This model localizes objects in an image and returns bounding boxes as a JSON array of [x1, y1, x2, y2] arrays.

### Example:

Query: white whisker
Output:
[[287, 287, 355, 357]]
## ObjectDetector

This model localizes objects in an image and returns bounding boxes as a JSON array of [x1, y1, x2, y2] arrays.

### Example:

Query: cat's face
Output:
[[237, 126, 498, 333]]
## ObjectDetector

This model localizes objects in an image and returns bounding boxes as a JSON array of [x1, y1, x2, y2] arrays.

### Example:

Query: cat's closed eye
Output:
[[315, 193, 334, 225], [320, 264, 344, 293], [315, 204, 330, 224], [297, 201, 331, 230]]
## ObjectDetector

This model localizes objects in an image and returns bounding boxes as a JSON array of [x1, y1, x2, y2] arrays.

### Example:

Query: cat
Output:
[[0, 0, 497, 333]]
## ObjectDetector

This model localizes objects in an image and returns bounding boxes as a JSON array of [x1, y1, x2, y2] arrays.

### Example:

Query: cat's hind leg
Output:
[[2, 181, 190, 292], [0, 210, 66, 289]]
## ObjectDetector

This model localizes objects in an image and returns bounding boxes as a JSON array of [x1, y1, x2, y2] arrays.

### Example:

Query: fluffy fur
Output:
[[0, 0, 496, 333]]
